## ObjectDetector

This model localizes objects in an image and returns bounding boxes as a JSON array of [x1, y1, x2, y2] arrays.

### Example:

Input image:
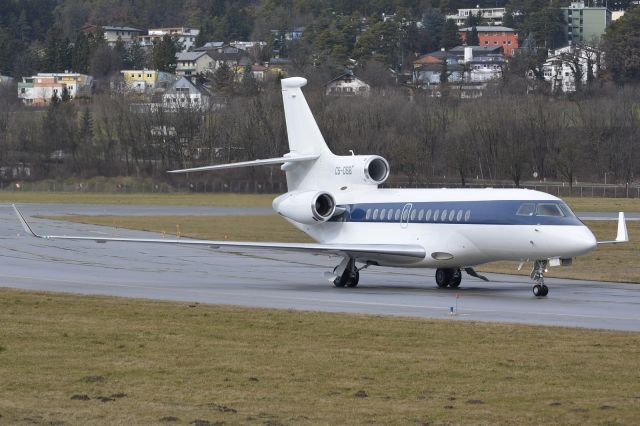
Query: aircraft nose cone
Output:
[[576, 226, 597, 255]]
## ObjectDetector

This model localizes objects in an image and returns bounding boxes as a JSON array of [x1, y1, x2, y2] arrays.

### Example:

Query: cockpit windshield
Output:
[[516, 202, 575, 218]]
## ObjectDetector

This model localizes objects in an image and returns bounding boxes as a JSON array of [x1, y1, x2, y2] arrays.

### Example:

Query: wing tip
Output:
[[12, 204, 39, 238]]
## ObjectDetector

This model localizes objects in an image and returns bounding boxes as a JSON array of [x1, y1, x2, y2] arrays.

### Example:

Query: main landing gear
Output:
[[530, 260, 549, 297], [332, 258, 360, 288], [435, 268, 462, 288]]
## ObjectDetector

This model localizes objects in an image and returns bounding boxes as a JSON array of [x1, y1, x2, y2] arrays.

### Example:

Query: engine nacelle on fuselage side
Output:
[[330, 155, 390, 187], [273, 191, 337, 225]]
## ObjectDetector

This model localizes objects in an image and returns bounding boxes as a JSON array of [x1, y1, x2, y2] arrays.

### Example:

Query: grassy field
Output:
[[44, 214, 640, 283], [0, 191, 275, 208], [3, 191, 640, 212], [1, 288, 639, 425]]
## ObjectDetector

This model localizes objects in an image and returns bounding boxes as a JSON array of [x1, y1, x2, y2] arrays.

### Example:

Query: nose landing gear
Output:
[[332, 257, 360, 288], [530, 260, 549, 297]]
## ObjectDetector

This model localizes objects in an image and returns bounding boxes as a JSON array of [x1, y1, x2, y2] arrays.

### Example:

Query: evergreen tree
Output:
[[72, 31, 90, 73], [604, 7, 640, 84], [61, 86, 71, 102], [44, 27, 71, 72], [466, 26, 480, 46], [441, 19, 461, 50], [422, 8, 445, 49], [213, 62, 234, 92], [125, 39, 147, 69], [152, 34, 177, 73]]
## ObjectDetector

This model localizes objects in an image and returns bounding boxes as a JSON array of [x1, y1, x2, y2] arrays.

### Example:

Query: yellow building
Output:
[[120, 69, 176, 93]]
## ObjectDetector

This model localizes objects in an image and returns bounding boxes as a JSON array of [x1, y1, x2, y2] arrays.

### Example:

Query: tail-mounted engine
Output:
[[273, 191, 337, 225], [332, 155, 390, 187]]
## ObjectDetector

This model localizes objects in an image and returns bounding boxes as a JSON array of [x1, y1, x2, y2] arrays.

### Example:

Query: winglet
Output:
[[12, 204, 41, 238], [616, 212, 629, 242], [597, 212, 629, 244]]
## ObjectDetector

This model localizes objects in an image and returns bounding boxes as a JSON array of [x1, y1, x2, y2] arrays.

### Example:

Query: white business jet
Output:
[[13, 77, 629, 297]]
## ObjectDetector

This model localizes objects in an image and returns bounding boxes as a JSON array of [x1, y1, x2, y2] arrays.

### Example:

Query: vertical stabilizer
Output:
[[281, 78, 333, 156]]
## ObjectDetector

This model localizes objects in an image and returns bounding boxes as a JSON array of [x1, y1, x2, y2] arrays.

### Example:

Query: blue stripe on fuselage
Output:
[[329, 200, 583, 226]]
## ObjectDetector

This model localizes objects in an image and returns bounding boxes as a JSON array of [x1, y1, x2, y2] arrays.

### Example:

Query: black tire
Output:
[[533, 284, 542, 297], [333, 277, 346, 288], [449, 269, 462, 288], [435, 268, 451, 288], [346, 271, 360, 288], [540, 285, 549, 297]]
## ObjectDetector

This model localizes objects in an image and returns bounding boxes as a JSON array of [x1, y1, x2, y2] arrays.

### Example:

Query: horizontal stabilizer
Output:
[[12, 205, 426, 262], [168, 154, 319, 174], [597, 212, 629, 244]]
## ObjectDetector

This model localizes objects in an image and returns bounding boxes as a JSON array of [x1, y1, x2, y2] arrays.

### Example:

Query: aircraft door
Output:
[[401, 203, 412, 229]]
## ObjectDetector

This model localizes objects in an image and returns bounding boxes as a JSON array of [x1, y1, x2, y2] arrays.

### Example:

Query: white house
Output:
[[81, 25, 144, 46], [137, 27, 200, 52], [18, 73, 93, 106], [325, 73, 370, 96], [175, 52, 214, 76], [163, 77, 211, 111], [446, 7, 507, 27], [542, 45, 602, 93]]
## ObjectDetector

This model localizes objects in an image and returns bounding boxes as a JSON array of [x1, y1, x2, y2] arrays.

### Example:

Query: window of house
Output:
[[508, 41, 511, 45], [484, 40, 489, 45], [484, 32, 488, 36]]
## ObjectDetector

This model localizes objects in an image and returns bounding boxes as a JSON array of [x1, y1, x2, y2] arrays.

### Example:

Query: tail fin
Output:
[[281, 77, 333, 157], [169, 77, 334, 192]]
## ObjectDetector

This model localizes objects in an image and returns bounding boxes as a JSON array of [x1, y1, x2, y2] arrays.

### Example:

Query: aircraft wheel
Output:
[[346, 271, 360, 288], [540, 284, 549, 296], [435, 268, 451, 288], [533, 284, 546, 297], [449, 269, 462, 288], [333, 277, 347, 287]]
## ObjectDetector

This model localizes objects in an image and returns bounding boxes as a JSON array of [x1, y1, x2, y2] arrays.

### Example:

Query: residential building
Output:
[[119, 69, 176, 93], [459, 26, 518, 56], [446, 7, 507, 27], [561, 2, 611, 44], [542, 45, 602, 93], [611, 11, 625, 21], [325, 73, 370, 96], [163, 76, 211, 110], [175, 52, 214, 76], [81, 25, 144, 46], [137, 27, 200, 52], [18, 73, 93, 106]]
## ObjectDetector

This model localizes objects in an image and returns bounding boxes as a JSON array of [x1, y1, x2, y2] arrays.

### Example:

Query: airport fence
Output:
[[1, 180, 639, 198]]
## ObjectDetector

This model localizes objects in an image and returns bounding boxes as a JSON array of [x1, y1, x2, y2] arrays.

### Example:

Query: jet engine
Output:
[[331, 155, 390, 186], [273, 191, 337, 225]]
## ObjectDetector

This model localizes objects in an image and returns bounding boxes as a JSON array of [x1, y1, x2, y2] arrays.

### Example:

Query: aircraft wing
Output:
[[12, 205, 426, 262]]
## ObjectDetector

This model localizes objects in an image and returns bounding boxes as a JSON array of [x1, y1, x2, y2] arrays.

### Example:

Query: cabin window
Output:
[[394, 209, 401, 221], [365, 209, 372, 220], [373, 209, 379, 220], [448, 210, 455, 221], [386, 209, 393, 220], [536, 203, 564, 217], [441, 209, 448, 221], [433, 209, 440, 221], [418, 209, 424, 221], [380, 208, 386, 220], [456, 210, 463, 222], [410, 209, 417, 221], [464, 210, 471, 222], [425, 209, 432, 221], [402, 209, 410, 221], [517, 203, 535, 216]]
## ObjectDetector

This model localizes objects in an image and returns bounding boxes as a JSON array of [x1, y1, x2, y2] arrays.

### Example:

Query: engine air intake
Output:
[[365, 156, 390, 184]]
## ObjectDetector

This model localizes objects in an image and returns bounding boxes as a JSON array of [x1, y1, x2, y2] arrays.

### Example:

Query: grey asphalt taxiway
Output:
[[1, 204, 639, 332]]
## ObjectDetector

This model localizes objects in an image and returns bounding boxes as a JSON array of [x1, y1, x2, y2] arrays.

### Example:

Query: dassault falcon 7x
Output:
[[13, 77, 629, 297]]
